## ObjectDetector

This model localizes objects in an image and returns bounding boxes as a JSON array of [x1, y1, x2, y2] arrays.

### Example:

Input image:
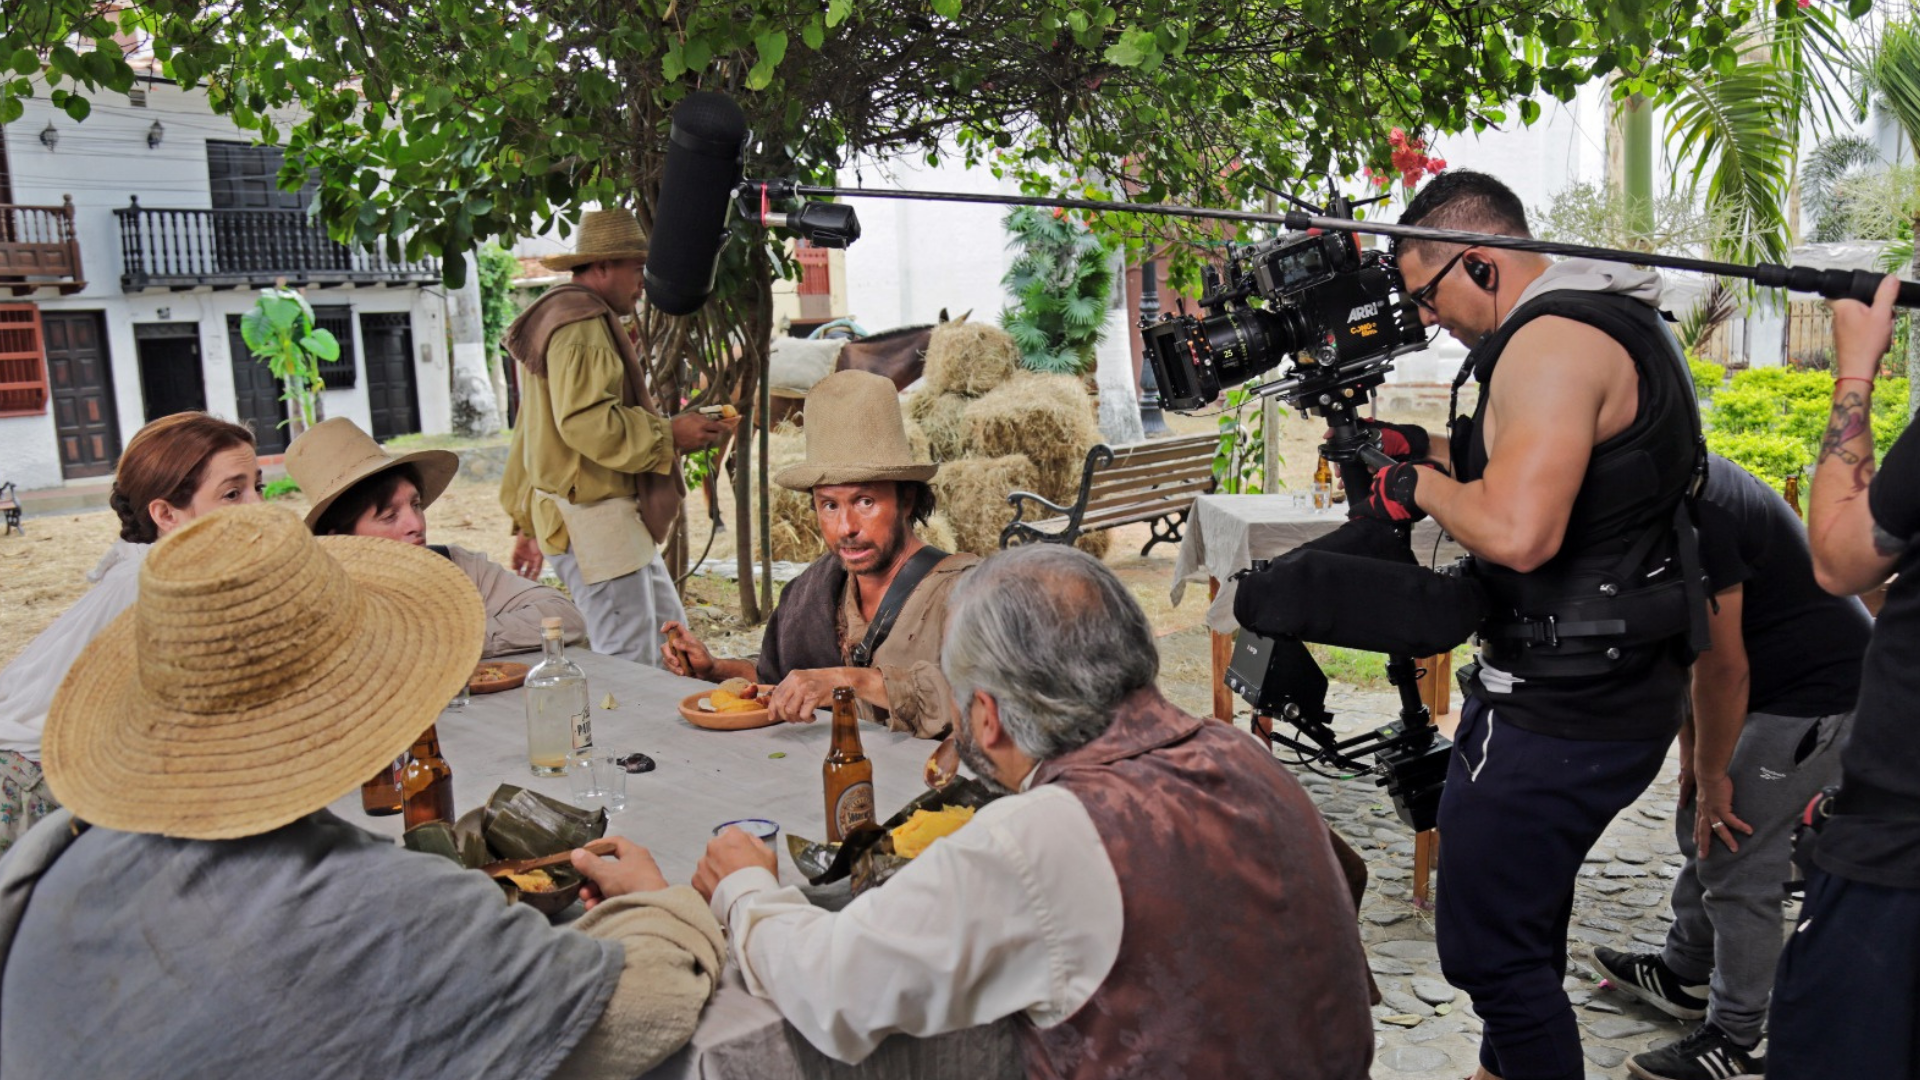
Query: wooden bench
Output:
[[999, 433, 1218, 556], [0, 482, 19, 537]]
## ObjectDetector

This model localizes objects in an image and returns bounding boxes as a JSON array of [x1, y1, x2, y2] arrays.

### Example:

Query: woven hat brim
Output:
[[301, 449, 460, 530], [42, 535, 484, 840], [537, 248, 648, 272], [774, 462, 939, 492]]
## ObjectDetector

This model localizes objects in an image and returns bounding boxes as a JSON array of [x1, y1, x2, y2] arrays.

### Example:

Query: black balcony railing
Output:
[[114, 197, 440, 290]]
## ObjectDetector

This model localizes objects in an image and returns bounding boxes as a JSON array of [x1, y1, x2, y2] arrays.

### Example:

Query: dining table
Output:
[[327, 648, 1020, 1080]]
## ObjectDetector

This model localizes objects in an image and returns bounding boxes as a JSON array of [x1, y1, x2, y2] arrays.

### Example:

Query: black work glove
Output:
[[1349, 462, 1431, 524], [1359, 419, 1433, 462]]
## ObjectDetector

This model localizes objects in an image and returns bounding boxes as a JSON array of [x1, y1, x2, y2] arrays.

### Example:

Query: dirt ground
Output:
[[0, 395, 1451, 704]]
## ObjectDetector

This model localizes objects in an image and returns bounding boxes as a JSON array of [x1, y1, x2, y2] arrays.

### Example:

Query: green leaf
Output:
[[1369, 28, 1410, 59], [745, 30, 788, 90], [825, 0, 854, 27], [62, 95, 91, 121], [803, 16, 825, 50], [1105, 28, 1157, 68], [10, 49, 38, 77], [931, 0, 962, 18], [300, 329, 341, 362]]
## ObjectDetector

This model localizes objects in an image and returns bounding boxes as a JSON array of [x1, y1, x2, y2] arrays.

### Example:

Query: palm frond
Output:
[[1863, 20, 1920, 160], [1803, 135, 1887, 242], [1676, 278, 1739, 354], [1664, 59, 1797, 264]]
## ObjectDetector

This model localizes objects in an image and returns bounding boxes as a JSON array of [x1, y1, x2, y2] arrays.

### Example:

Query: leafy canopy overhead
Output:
[[3, 0, 1837, 288]]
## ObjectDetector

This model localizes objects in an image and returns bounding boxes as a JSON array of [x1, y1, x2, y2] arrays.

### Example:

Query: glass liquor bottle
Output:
[[524, 616, 587, 778]]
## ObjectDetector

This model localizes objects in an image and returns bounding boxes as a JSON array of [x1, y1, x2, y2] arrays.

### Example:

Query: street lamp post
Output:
[[1136, 259, 1171, 437]]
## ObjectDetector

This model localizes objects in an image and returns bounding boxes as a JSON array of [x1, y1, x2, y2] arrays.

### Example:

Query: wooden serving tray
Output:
[[678, 691, 779, 731], [470, 661, 531, 694]]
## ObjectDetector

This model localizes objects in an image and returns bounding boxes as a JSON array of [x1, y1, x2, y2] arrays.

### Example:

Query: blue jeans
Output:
[[1435, 696, 1672, 1080]]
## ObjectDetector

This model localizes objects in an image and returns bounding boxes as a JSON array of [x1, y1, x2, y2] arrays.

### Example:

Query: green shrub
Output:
[[263, 477, 301, 500], [1700, 367, 1913, 489], [1686, 353, 1725, 399], [1705, 431, 1806, 485]]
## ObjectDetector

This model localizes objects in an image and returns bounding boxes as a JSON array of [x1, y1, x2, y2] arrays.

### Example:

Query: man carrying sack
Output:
[[500, 208, 734, 665], [663, 370, 977, 738]]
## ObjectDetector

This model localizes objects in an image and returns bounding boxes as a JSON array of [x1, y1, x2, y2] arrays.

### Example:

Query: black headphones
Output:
[[1464, 254, 1496, 292]]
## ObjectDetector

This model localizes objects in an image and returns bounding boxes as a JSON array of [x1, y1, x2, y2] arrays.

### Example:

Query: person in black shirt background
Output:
[[1769, 274, 1920, 1079], [1594, 455, 1869, 1080]]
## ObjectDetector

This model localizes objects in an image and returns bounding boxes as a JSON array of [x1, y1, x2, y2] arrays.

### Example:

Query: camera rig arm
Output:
[[749, 180, 1920, 309]]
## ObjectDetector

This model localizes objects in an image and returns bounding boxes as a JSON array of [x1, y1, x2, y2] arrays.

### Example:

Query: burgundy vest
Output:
[[1023, 688, 1374, 1080]]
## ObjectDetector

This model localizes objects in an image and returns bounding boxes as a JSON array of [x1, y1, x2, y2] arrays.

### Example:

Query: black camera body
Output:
[[1140, 227, 1427, 411]]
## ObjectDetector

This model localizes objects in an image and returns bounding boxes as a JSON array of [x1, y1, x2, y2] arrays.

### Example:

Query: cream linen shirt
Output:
[[707, 780, 1124, 1064]]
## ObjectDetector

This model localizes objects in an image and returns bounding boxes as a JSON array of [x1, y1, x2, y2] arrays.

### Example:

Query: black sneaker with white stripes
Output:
[[1592, 945, 1709, 1020], [1627, 1023, 1763, 1080]]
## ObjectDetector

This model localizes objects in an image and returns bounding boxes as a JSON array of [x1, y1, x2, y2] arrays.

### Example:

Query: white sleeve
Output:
[[708, 785, 1122, 1063]]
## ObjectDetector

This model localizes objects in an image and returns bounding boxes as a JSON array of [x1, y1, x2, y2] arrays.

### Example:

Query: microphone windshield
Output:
[[645, 92, 748, 316]]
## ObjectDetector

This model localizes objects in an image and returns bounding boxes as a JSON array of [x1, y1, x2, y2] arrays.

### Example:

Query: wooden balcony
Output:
[[113, 197, 440, 291], [0, 197, 87, 296]]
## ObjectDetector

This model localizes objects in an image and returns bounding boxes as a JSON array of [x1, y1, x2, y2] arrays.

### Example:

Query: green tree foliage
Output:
[[476, 241, 522, 370], [239, 287, 338, 431], [999, 207, 1112, 377], [1704, 365, 1911, 491]]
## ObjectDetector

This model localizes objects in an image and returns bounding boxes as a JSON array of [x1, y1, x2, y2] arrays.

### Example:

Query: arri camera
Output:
[[1139, 195, 1428, 413]]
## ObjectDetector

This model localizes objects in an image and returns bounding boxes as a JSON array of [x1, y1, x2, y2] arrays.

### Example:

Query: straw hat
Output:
[[285, 417, 459, 531], [42, 505, 484, 840], [774, 369, 938, 491], [538, 209, 650, 272]]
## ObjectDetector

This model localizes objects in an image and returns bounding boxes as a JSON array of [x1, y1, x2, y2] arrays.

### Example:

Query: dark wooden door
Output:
[[360, 312, 420, 440], [43, 311, 121, 478], [227, 314, 288, 455], [134, 325, 207, 422]]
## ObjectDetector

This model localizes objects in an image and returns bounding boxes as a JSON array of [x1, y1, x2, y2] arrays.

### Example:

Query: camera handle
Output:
[[1311, 398, 1439, 752]]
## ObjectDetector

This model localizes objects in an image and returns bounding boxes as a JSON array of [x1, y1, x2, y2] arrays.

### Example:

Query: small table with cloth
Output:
[[328, 648, 1019, 1080]]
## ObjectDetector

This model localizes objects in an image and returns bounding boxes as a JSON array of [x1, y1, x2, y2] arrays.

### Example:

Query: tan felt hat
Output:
[[285, 417, 459, 531], [42, 504, 484, 840], [538, 208, 650, 272], [774, 369, 937, 491]]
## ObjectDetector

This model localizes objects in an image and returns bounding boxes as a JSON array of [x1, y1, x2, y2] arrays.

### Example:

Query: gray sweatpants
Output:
[[1662, 709, 1852, 1045], [549, 552, 685, 668]]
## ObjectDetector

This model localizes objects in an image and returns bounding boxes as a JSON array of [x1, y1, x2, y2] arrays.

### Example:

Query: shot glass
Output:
[[569, 753, 630, 813], [447, 682, 470, 710]]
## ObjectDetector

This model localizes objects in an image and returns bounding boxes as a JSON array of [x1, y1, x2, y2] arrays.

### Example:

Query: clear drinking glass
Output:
[[570, 753, 629, 813]]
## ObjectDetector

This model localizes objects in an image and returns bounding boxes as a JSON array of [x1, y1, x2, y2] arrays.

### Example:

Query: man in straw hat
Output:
[[288, 416, 585, 657], [663, 370, 976, 739], [501, 207, 735, 665], [0, 505, 724, 1077]]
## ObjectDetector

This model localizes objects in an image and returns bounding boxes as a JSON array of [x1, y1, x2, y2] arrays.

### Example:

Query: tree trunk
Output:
[[448, 264, 503, 437], [732, 251, 776, 625], [1620, 94, 1656, 250], [1908, 214, 1919, 418], [1094, 244, 1145, 445]]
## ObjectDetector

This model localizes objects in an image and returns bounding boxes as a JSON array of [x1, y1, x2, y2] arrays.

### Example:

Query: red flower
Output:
[[1427, 158, 1447, 174], [1389, 127, 1407, 147]]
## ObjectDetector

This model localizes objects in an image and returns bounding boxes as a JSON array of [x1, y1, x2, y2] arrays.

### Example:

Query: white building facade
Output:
[[0, 76, 452, 490]]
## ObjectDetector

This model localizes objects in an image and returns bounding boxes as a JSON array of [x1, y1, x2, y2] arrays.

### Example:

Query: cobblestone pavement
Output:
[[1280, 684, 1729, 1080]]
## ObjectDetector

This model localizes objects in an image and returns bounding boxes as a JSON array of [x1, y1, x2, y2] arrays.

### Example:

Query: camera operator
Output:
[[1368, 172, 1705, 1080], [1768, 274, 1920, 1080]]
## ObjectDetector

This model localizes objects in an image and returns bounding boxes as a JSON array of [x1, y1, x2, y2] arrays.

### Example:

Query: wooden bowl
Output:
[[679, 691, 779, 731], [470, 661, 530, 694]]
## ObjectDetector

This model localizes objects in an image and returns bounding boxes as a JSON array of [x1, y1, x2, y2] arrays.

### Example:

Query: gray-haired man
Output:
[[686, 546, 1375, 1079]]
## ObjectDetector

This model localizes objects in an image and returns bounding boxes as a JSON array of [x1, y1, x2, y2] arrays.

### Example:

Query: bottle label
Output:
[[832, 781, 874, 837], [571, 709, 593, 752]]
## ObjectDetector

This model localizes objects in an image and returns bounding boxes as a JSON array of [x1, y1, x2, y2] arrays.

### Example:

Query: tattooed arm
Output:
[[1809, 275, 1903, 596]]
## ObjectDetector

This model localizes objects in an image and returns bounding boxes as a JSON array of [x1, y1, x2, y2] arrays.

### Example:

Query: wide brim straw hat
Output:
[[774, 369, 938, 491], [42, 504, 484, 840], [284, 417, 459, 531], [538, 208, 650, 272]]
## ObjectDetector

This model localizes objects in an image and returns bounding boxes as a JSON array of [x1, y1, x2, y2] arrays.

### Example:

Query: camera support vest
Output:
[[1448, 289, 1710, 680]]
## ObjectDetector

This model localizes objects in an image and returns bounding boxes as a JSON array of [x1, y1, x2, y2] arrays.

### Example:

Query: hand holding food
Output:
[[570, 836, 669, 909]]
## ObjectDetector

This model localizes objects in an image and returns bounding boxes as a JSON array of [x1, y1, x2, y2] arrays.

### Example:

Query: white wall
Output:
[[837, 154, 1019, 332], [1, 78, 450, 489]]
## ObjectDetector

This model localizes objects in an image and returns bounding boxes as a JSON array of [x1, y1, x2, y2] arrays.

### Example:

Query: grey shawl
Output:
[[0, 809, 622, 1080]]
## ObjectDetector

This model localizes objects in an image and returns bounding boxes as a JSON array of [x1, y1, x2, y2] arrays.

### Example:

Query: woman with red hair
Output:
[[0, 412, 262, 851]]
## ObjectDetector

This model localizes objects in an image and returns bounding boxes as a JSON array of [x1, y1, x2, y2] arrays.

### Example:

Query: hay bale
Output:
[[902, 414, 932, 464], [921, 321, 1020, 398], [907, 390, 972, 462], [921, 512, 958, 554], [964, 373, 1100, 505], [932, 454, 1040, 557], [767, 423, 825, 563]]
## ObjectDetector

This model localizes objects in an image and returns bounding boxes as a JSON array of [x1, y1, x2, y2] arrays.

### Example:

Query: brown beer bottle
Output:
[[1312, 455, 1333, 510], [401, 724, 455, 829], [1784, 473, 1803, 519], [359, 755, 405, 816], [822, 687, 876, 842]]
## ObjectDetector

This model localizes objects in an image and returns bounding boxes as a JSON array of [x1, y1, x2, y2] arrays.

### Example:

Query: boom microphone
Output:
[[644, 92, 748, 316]]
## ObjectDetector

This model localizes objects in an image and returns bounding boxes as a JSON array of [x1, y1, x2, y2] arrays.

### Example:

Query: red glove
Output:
[[1320, 419, 1432, 463], [1350, 462, 1431, 523]]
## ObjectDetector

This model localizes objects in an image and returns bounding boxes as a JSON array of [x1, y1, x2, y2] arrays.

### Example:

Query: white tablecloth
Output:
[[1169, 495, 1468, 633], [327, 649, 1018, 1080]]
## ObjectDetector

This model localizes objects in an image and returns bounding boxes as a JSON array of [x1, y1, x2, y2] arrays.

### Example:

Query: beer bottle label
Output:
[[571, 709, 593, 752], [832, 781, 875, 837]]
